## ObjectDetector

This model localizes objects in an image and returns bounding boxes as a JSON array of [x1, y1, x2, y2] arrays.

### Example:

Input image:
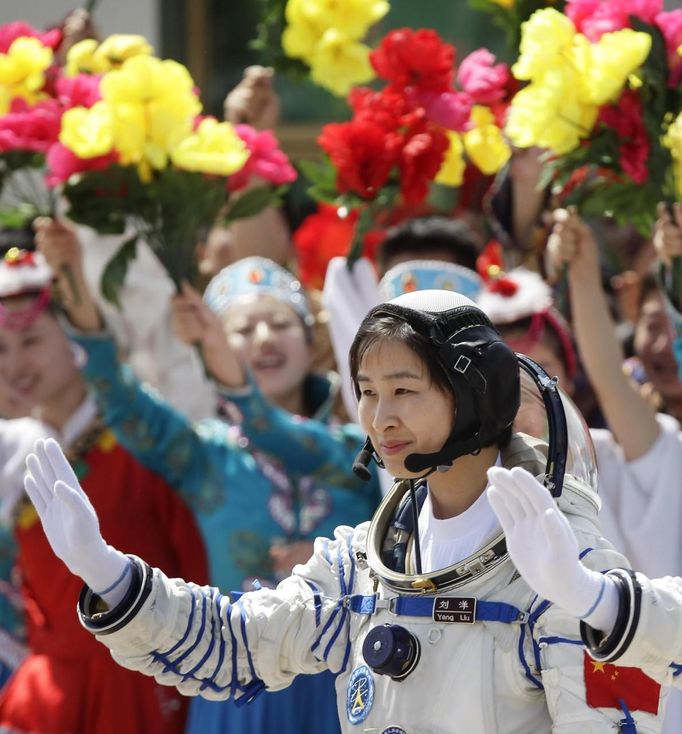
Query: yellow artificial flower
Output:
[[464, 106, 511, 174], [101, 55, 201, 168], [95, 35, 153, 68], [506, 70, 597, 154], [59, 101, 115, 158], [66, 35, 153, 76], [513, 9, 576, 81], [282, 7, 322, 61], [581, 29, 651, 105], [65, 39, 108, 75], [436, 131, 466, 187], [664, 112, 682, 200], [298, 0, 389, 42], [108, 101, 148, 166], [0, 37, 53, 112], [309, 29, 375, 96], [171, 118, 249, 176]]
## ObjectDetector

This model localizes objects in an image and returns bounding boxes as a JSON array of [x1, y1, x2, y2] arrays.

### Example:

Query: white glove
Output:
[[24, 438, 131, 608], [486, 466, 619, 633]]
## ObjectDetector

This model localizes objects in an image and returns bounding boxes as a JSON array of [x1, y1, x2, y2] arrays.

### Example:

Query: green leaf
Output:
[[100, 235, 138, 307], [223, 185, 281, 222]]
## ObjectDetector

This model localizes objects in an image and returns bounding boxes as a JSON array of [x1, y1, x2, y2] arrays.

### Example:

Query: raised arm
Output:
[[24, 439, 354, 701], [487, 466, 682, 688], [34, 219, 224, 502], [546, 209, 659, 460], [172, 282, 380, 484]]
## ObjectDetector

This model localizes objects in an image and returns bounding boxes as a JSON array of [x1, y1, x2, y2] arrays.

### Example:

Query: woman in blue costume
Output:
[[38, 221, 382, 734]]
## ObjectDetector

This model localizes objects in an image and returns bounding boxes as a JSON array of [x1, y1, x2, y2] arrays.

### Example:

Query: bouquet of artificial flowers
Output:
[[505, 0, 682, 234], [0, 26, 296, 304], [304, 27, 514, 259]]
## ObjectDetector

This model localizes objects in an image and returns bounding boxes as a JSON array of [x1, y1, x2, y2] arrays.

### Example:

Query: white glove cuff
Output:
[[76, 544, 132, 609], [580, 574, 619, 636]]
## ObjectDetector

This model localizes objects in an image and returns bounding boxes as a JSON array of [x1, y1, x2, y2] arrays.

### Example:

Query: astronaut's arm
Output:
[[23, 438, 358, 700], [581, 570, 682, 687], [77, 548, 357, 701]]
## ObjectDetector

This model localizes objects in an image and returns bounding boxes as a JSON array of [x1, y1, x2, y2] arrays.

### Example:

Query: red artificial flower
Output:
[[348, 86, 414, 131], [370, 28, 455, 93], [476, 240, 518, 296], [45, 142, 118, 186], [0, 21, 62, 53], [598, 89, 650, 185], [318, 120, 399, 200], [397, 123, 449, 204], [456, 49, 510, 106], [228, 124, 297, 192], [293, 204, 383, 289], [0, 98, 62, 154], [293, 204, 358, 289]]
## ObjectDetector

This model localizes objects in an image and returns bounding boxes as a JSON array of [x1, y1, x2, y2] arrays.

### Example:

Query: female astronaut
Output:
[[23, 290, 665, 733]]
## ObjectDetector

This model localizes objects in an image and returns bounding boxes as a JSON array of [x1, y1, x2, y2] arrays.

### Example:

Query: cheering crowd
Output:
[[0, 2, 682, 733]]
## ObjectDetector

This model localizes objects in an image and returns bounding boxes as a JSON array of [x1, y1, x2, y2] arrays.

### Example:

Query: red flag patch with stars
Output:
[[584, 652, 661, 714]]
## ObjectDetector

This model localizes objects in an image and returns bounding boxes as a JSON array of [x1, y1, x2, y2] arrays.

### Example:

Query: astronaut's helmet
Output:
[[350, 289, 521, 475], [353, 290, 597, 594]]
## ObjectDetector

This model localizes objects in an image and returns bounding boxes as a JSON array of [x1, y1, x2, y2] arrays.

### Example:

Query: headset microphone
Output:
[[352, 438, 375, 481]]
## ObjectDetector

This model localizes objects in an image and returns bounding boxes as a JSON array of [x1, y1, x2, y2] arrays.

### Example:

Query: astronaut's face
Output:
[[356, 338, 455, 478]]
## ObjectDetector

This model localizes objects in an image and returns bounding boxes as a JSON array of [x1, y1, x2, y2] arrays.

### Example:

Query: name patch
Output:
[[432, 596, 477, 624]]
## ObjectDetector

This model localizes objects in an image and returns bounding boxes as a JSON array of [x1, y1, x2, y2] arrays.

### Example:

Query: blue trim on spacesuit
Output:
[[200, 592, 228, 691], [305, 581, 323, 628], [156, 587, 197, 661], [183, 588, 221, 680], [617, 699, 637, 734], [670, 663, 682, 677], [537, 635, 583, 647]]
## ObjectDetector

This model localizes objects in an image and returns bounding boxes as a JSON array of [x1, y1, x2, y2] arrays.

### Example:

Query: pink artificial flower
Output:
[[656, 10, 682, 87], [55, 74, 101, 109], [45, 142, 118, 186], [566, 0, 662, 40], [0, 21, 62, 53], [412, 89, 472, 132], [456, 49, 510, 105], [0, 98, 62, 153], [228, 124, 297, 193]]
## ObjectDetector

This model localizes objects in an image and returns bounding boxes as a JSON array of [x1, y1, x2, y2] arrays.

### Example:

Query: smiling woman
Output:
[[35, 224, 383, 734], [20, 286, 665, 733]]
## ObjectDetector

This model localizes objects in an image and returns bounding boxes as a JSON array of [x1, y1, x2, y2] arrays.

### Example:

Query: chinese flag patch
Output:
[[584, 652, 661, 714]]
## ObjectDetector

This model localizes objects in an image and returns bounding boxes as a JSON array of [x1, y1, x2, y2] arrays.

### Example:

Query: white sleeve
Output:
[[76, 226, 217, 422], [322, 257, 381, 421], [582, 570, 682, 688], [79, 526, 367, 701]]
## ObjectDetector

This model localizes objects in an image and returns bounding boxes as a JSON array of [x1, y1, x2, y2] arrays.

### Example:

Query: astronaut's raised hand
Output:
[[486, 466, 619, 633], [24, 438, 131, 608]]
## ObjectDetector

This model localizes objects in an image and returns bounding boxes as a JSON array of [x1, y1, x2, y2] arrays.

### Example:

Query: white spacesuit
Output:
[[24, 290, 667, 733], [580, 569, 682, 689]]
